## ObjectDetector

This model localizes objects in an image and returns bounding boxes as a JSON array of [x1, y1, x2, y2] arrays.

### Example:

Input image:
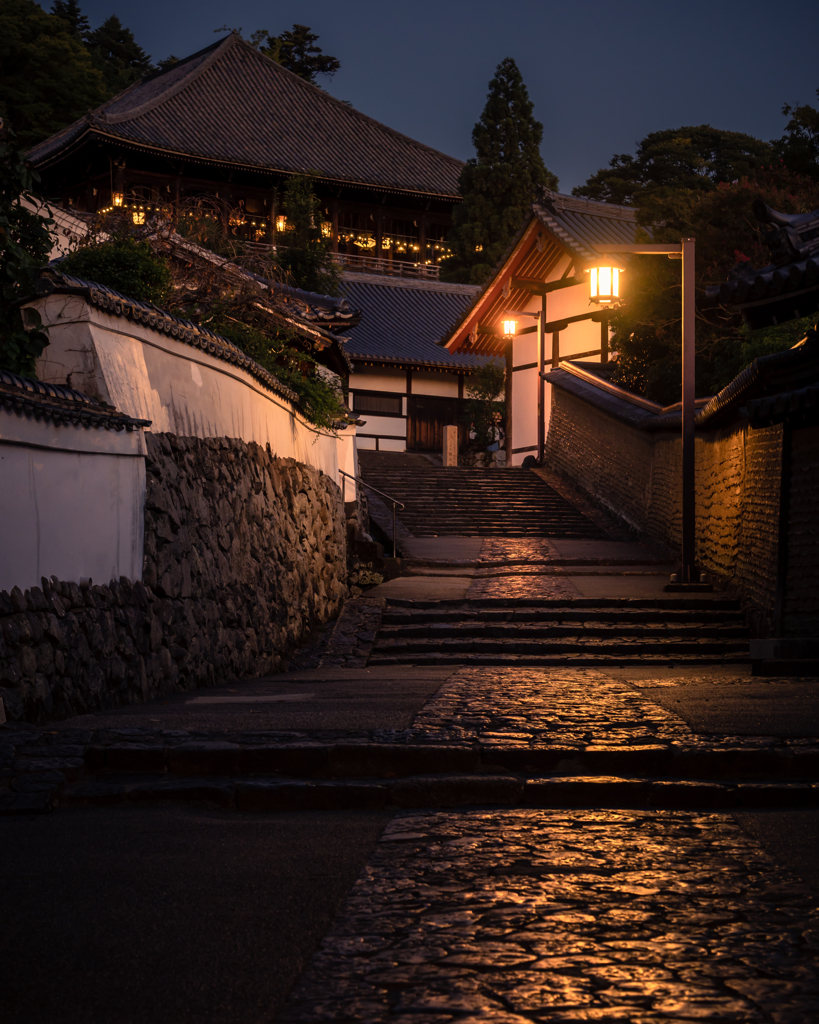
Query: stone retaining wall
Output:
[[546, 389, 783, 633], [0, 434, 347, 723]]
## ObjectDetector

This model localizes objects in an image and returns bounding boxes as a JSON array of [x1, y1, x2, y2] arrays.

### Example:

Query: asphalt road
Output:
[[0, 807, 390, 1024]]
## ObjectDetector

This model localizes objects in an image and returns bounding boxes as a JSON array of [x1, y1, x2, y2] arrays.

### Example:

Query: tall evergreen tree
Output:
[[250, 24, 340, 84], [50, 0, 89, 38], [441, 58, 558, 285], [85, 15, 151, 93]]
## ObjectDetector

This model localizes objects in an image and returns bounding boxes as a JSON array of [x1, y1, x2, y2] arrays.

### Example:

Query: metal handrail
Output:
[[339, 468, 404, 557]]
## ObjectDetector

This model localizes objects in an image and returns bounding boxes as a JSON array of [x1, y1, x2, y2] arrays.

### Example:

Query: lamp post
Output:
[[501, 309, 544, 462], [588, 240, 698, 585]]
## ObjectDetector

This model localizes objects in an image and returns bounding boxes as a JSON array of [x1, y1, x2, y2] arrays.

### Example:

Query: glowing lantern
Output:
[[112, 192, 124, 207], [588, 265, 621, 304], [276, 214, 287, 232], [320, 221, 332, 238], [502, 319, 517, 336]]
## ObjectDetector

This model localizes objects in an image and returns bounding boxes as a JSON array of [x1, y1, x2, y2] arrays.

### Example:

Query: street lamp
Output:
[[588, 239, 698, 586], [502, 319, 518, 336], [588, 265, 622, 304]]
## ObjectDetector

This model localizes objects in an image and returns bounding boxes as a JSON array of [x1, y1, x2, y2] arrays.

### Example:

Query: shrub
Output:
[[59, 235, 172, 305]]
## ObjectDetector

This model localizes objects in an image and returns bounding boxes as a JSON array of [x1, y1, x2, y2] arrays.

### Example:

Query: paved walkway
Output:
[[4, 530, 819, 1021]]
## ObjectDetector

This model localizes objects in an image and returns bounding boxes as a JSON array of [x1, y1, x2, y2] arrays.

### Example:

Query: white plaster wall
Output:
[[357, 415, 407, 438], [0, 412, 145, 592], [411, 371, 459, 397], [32, 294, 344, 481], [348, 369, 407, 393]]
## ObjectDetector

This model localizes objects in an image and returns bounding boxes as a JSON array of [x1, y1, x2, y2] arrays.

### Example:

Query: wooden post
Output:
[[331, 201, 339, 253], [681, 237, 697, 583], [538, 296, 546, 463], [504, 340, 513, 463], [375, 208, 383, 259], [551, 331, 560, 368], [418, 214, 427, 265]]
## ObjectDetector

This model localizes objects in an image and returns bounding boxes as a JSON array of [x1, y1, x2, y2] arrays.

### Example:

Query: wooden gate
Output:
[[408, 395, 467, 451]]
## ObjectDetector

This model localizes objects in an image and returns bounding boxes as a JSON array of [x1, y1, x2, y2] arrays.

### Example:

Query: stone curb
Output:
[[7, 735, 819, 792], [33, 773, 819, 815]]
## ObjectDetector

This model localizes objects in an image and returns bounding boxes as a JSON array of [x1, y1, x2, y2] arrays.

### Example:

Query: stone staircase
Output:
[[357, 452, 604, 537], [368, 597, 750, 667]]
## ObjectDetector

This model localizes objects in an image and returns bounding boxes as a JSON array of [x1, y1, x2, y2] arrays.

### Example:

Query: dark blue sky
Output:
[[70, 0, 818, 192]]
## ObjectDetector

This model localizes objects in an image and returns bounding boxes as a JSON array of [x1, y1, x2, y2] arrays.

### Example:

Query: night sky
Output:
[[66, 0, 818, 192]]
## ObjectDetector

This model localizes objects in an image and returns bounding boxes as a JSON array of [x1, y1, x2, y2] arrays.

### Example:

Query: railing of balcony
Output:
[[239, 242, 441, 280]]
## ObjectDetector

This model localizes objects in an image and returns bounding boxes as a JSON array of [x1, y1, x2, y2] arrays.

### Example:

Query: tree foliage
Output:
[[50, 0, 90, 38], [58, 234, 172, 306], [84, 14, 152, 94], [277, 174, 342, 296], [573, 126, 774, 208], [773, 89, 819, 181], [441, 58, 559, 285], [609, 165, 819, 404], [249, 24, 340, 84], [464, 360, 505, 448], [0, 0, 109, 148], [0, 122, 53, 376]]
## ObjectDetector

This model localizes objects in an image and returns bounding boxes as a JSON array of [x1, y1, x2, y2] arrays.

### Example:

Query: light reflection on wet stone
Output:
[[278, 809, 819, 1023]]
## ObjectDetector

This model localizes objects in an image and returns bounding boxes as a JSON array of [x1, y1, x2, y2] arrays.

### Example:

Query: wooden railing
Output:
[[240, 241, 441, 280]]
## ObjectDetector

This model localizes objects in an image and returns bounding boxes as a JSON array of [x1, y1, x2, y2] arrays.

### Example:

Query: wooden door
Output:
[[408, 395, 467, 450]]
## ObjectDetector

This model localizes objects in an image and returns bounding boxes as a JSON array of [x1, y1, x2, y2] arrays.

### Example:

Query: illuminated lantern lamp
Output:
[[320, 221, 332, 238], [588, 264, 622, 304], [111, 192, 124, 207], [276, 214, 287, 232], [502, 319, 517, 336]]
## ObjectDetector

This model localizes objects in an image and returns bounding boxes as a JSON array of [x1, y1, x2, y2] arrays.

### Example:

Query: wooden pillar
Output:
[[375, 209, 383, 258], [418, 214, 427, 265], [331, 201, 339, 253], [551, 331, 560, 368], [504, 340, 513, 462]]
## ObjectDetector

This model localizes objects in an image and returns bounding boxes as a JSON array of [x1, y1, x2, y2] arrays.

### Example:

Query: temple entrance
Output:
[[407, 395, 467, 451]]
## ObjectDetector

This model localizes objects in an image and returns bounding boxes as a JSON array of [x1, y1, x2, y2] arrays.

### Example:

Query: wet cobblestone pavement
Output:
[[467, 575, 581, 600], [279, 808, 819, 1023], [412, 669, 694, 747]]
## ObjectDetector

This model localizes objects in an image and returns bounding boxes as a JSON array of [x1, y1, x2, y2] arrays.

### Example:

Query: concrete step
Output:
[[376, 624, 750, 640]]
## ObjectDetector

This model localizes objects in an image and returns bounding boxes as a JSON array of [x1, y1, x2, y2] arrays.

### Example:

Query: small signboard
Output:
[[443, 424, 458, 467]]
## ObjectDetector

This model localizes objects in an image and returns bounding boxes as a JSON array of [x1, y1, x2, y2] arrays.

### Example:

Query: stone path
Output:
[[279, 808, 819, 1023]]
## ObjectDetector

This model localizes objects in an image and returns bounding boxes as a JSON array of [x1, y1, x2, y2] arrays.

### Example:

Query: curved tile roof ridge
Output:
[[0, 368, 150, 431], [33, 270, 299, 406], [29, 34, 464, 196]]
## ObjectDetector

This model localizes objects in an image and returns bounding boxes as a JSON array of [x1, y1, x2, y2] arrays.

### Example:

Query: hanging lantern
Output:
[[320, 221, 332, 238], [111, 192, 124, 207], [276, 214, 287, 233], [502, 319, 517, 336], [588, 265, 622, 304]]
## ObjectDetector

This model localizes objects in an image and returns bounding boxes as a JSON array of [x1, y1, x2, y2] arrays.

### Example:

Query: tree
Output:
[[609, 165, 819, 404], [84, 14, 152, 93], [0, 122, 53, 375], [50, 0, 89, 38], [573, 126, 774, 207], [0, 0, 108, 147], [774, 89, 819, 181], [440, 58, 558, 285], [250, 24, 340, 84], [276, 174, 341, 295]]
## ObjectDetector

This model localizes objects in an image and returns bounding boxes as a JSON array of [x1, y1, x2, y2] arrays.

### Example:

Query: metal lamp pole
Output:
[[592, 240, 697, 584]]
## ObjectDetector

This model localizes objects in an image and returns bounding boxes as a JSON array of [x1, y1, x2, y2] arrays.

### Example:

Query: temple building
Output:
[[26, 32, 463, 279], [441, 190, 639, 465]]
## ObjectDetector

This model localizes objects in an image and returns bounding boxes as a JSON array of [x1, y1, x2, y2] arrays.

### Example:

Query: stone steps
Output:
[[370, 597, 750, 667], [358, 460, 606, 538]]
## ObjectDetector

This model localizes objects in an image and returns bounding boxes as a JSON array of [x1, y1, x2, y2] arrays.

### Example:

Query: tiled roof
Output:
[[704, 203, 819, 330], [0, 369, 149, 431], [441, 190, 640, 350], [533, 191, 641, 263], [33, 270, 299, 404], [339, 275, 491, 371], [28, 34, 463, 199]]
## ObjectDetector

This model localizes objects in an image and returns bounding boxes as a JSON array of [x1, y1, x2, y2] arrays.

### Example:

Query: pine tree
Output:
[[252, 24, 340, 84], [50, 0, 89, 38], [85, 15, 151, 93], [441, 58, 558, 285]]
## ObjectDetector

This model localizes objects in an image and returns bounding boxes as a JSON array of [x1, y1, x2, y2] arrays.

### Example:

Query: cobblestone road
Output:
[[411, 669, 693, 747], [279, 808, 819, 1023], [467, 576, 581, 600]]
